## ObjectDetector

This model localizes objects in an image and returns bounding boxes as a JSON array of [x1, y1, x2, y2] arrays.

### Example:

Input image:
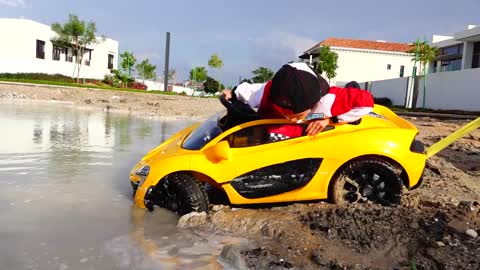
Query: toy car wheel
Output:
[[331, 158, 403, 206], [205, 183, 230, 205], [158, 174, 209, 215]]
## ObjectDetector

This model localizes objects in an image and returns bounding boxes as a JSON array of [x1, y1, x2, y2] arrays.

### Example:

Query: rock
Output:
[[219, 245, 249, 270], [177, 211, 207, 228], [435, 241, 446, 247], [212, 204, 229, 212], [410, 221, 419, 229], [465, 229, 478, 238]]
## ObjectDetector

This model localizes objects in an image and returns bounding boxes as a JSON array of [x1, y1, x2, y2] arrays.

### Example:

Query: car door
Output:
[[211, 123, 323, 199]]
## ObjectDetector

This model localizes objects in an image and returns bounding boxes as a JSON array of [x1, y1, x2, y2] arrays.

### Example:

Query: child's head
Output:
[[345, 81, 361, 89], [269, 63, 329, 115]]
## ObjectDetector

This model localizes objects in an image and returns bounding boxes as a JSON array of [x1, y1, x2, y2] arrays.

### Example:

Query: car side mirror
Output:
[[203, 140, 231, 163]]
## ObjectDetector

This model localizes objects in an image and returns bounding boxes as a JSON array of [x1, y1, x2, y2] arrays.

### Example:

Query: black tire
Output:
[[205, 183, 230, 205], [157, 174, 209, 215], [331, 157, 403, 206]]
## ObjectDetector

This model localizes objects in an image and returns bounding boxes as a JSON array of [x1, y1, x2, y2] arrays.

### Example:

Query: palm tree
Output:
[[409, 40, 439, 108], [251, 67, 274, 83], [208, 53, 223, 90], [409, 41, 439, 75]]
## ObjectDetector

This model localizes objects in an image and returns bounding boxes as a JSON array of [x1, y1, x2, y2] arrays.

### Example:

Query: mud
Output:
[[188, 117, 480, 269], [1, 82, 479, 269]]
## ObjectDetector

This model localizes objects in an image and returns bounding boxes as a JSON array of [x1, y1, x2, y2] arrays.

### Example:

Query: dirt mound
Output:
[[199, 202, 480, 269]]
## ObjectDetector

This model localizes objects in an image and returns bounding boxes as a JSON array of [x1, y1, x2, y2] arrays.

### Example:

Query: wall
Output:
[[367, 77, 409, 106], [138, 79, 199, 95], [418, 68, 480, 111], [363, 68, 480, 111], [326, 47, 415, 87], [0, 19, 118, 79]]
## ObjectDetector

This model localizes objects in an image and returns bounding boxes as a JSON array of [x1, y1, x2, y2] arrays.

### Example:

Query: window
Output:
[[84, 50, 92, 66], [223, 124, 305, 148], [440, 44, 463, 56], [387, 64, 391, 70], [52, 46, 63, 61], [65, 48, 73, 62], [108, 54, 114, 69], [399, 65, 405, 77], [36, 40, 45, 59], [472, 42, 480, 69], [440, 58, 462, 72]]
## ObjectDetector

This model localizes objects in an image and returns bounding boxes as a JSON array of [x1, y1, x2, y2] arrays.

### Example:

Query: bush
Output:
[[128, 81, 147, 90], [374, 97, 393, 106], [204, 76, 220, 94], [0, 73, 100, 84]]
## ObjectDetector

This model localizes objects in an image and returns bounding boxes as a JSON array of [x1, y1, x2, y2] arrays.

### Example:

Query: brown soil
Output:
[[2, 82, 479, 269]]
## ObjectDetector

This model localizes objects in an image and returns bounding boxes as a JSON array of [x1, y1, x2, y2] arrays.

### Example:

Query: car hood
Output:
[[141, 123, 199, 163]]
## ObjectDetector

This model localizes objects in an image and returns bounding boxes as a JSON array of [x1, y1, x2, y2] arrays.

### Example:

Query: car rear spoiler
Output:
[[372, 105, 418, 131]]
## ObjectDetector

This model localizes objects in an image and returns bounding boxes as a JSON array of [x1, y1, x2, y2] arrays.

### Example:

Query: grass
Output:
[[0, 77, 179, 96]]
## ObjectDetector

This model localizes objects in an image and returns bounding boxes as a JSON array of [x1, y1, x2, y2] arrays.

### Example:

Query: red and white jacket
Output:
[[234, 81, 374, 139]]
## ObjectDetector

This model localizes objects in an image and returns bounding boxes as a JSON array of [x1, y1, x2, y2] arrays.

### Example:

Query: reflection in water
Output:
[[0, 101, 237, 270]]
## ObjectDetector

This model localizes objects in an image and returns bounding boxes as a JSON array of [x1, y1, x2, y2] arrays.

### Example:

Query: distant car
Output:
[[129, 97, 426, 215]]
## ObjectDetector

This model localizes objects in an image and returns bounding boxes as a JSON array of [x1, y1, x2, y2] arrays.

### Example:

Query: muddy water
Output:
[[0, 101, 239, 270]]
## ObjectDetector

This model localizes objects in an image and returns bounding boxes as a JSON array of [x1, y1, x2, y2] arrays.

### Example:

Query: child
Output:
[[223, 63, 374, 140]]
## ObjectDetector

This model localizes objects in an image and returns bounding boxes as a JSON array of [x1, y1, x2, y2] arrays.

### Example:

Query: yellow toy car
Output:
[[130, 98, 426, 215]]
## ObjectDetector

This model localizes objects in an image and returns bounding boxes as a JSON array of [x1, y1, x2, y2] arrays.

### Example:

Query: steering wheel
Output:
[[219, 94, 259, 129]]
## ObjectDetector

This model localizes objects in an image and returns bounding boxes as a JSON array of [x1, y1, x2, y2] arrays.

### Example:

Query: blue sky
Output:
[[1, 0, 479, 86]]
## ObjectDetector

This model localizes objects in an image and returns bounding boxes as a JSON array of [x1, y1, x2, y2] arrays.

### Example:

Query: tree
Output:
[[208, 53, 223, 70], [51, 14, 102, 84], [251, 67, 274, 83], [208, 53, 223, 90], [408, 40, 439, 74], [135, 59, 156, 81], [315, 46, 338, 83], [189, 66, 208, 82], [120, 51, 136, 78], [203, 76, 220, 94], [408, 40, 439, 108]]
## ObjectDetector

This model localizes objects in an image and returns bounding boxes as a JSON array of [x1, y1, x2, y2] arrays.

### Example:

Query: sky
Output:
[[1, 0, 479, 86]]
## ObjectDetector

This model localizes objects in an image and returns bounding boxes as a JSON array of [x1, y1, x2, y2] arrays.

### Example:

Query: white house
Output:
[[355, 25, 480, 111], [430, 25, 480, 73], [0, 18, 118, 79], [300, 38, 415, 86]]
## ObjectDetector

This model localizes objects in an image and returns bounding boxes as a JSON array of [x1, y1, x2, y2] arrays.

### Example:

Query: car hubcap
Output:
[[341, 168, 394, 204]]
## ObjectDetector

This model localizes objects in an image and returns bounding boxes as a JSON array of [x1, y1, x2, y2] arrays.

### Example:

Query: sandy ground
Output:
[[0, 82, 224, 120], [2, 82, 480, 269]]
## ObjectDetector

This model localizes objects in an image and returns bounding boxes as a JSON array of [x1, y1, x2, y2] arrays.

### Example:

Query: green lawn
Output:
[[0, 78, 178, 96]]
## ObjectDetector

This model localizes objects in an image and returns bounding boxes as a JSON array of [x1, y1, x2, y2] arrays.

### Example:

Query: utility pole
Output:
[[164, 32, 170, 92]]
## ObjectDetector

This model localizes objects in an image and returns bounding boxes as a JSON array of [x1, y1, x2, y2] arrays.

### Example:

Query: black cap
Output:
[[269, 63, 329, 113]]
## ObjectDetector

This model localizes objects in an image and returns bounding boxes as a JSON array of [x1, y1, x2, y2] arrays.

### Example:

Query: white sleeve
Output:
[[336, 107, 373, 123], [234, 82, 265, 108]]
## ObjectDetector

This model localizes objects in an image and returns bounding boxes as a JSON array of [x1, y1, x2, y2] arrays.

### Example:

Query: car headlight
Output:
[[135, 165, 150, 185]]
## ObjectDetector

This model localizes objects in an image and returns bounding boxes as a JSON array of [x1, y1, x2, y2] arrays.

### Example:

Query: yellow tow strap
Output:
[[426, 117, 480, 159]]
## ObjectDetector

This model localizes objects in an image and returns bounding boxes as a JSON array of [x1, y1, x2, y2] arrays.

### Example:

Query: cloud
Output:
[[0, 0, 25, 7], [251, 31, 317, 70]]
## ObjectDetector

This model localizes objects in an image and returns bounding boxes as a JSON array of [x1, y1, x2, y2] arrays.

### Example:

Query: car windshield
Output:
[[182, 111, 225, 150]]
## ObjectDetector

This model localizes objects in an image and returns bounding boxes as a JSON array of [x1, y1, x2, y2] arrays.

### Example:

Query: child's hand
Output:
[[306, 118, 330, 135], [222, 89, 233, 100]]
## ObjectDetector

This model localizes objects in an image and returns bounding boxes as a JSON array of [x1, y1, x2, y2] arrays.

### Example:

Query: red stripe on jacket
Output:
[[328, 87, 374, 116]]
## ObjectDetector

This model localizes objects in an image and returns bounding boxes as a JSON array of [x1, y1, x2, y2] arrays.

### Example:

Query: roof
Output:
[[305, 38, 413, 54]]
